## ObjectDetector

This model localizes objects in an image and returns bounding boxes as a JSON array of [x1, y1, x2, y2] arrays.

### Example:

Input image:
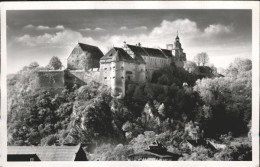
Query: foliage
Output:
[[213, 144, 252, 161], [193, 52, 209, 66], [47, 56, 62, 70], [151, 63, 199, 87], [7, 58, 252, 161], [193, 58, 251, 137], [91, 143, 134, 161]]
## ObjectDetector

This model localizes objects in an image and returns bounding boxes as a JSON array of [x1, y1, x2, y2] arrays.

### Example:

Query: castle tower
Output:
[[173, 32, 183, 58]]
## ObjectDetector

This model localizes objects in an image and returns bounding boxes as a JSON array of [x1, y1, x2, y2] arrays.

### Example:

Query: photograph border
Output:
[[1, 1, 259, 167]]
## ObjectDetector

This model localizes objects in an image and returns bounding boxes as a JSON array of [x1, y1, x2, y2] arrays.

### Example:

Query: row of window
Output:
[[72, 48, 81, 54], [104, 76, 125, 80], [103, 67, 144, 71], [103, 66, 119, 70]]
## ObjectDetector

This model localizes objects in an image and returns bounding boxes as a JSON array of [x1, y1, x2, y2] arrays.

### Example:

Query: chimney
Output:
[[138, 42, 141, 47]]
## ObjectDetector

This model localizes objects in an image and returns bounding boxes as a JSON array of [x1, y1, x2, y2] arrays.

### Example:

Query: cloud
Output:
[[15, 30, 85, 47], [16, 19, 201, 51], [37, 25, 50, 30], [24, 24, 34, 29], [80, 27, 105, 32], [80, 28, 91, 31], [134, 26, 148, 30], [204, 24, 233, 36], [94, 27, 105, 31], [15, 19, 236, 56], [23, 24, 65, 30], [55, 25, 65, 29], [119, 26, 147, 31], [120, 26, 128, 30]]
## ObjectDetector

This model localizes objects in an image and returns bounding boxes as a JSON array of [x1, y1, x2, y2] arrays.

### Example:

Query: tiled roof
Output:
[[127, 44, 172, 58], [161, 49, 173, 58], [128, 150, 181, 159], [77, 43, 104, 60], [101, 47, 137, 63], [8, 144, 82, 161]]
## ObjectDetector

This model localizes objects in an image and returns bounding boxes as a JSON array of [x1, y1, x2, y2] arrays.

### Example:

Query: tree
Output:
[[184, 61, 198, 74], [193, 59, 252, 137], [47, 56, 62, 70], [193, 52, 209, 66], [28, 62, 39, 70]]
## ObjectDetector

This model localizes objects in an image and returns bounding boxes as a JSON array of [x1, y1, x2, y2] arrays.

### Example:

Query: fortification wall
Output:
[[66, 69, 101, 87], [37, 70, 65, 88]]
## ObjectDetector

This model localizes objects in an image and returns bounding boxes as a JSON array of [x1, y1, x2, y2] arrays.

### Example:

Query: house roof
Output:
[[186, 139, 207, 147], [72, 43, 104, 60], [101, 47, 138, 63], [129, 141, 181, 160], [8, 144, 83, 161], [127, 44, 172, 59], [128, 150, 181, 159], [126, 45, 148, 63], [161, 49, 173, 58]]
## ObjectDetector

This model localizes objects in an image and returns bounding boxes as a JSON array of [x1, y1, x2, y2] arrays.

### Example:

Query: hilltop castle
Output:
[[38, 34, 186, 98]]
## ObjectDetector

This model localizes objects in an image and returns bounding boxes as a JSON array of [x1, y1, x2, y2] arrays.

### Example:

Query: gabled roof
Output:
[[187, 139, 207, 147], [129, 150, 174, 159], [161, 49, 173, 58], [127, 44, 172, 59], [73, 43, 104, 59], [128, 141, 181, 160], [101, 47, 137, 63], [128, 150, 181, 160], [8, 144, 83, 161]]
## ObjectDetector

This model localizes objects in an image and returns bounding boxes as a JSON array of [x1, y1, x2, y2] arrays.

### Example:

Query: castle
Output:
[[38, 34, 186, 98]]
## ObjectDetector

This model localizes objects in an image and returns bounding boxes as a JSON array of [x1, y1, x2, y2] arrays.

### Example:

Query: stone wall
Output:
[[66, 69, 101, 87], [67, 44, 100, 70], [37, 70, 65, 88]]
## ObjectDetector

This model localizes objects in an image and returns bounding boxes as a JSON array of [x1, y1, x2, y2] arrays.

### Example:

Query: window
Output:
[[113, 76, 115, 79], [104, 77, 107, 79], [121, 76, 124, 79], [113, 66, 115, 69], [121, 66, 124, 69], [104, 68, 107, 70]]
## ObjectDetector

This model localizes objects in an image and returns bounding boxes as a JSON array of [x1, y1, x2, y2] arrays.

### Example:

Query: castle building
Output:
[[67, 43, 104, 70], [38, 34, 187, 98]]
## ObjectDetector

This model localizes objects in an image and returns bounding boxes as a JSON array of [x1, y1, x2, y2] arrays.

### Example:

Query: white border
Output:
[[1, 1, 259, 167]]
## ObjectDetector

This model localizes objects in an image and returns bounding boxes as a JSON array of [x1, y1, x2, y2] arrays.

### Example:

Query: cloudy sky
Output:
[[7, 10, 251, 74]]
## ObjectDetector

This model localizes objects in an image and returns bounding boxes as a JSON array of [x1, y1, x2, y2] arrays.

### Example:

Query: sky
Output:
[[7, 10, 252, 74]]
